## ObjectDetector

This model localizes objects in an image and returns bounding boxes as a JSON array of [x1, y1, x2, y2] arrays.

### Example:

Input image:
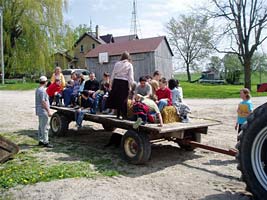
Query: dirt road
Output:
[[1, 90, 266, 200]]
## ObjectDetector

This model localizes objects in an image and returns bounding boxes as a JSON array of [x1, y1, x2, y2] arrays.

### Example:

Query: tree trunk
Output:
[[244, 59, 251, 90], [186, 63, 191, 82]]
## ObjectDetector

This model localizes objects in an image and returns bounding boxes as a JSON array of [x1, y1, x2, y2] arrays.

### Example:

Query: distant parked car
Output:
[[62, 69, 90, 82]]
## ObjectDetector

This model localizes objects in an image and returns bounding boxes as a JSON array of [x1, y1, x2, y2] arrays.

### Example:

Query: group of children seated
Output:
[[130, 71, 191, 128], [46, 67, 191, 129]]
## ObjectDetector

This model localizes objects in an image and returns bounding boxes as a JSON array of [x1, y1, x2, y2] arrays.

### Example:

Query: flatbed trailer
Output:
[[50, 106, 233, 164]]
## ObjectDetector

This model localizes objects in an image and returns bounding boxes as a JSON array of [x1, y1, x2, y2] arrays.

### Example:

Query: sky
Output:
[[64, 0, 209, 38]]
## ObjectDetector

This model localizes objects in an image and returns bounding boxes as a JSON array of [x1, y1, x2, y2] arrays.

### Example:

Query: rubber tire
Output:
[[177, 132, 201, 151], [50, 112, 69, 137], [236, 102, 267, 200], [121, 130, 151, 165], [102, 123, 116, 132]]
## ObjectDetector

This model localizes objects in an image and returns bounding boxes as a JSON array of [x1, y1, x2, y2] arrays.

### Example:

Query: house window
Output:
[[92, 43, 95, 49], [80, 45, 84, 52]]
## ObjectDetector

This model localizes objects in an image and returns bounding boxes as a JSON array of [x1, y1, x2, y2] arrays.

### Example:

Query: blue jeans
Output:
[[63, 88, 73, 107], [158, 99, 168, 112], [75, 109, 90, 127], [38, 115, 49, 143], [101, 96, 108, 111], [49, 94, 62, 105], [91, 93, 103, 113]]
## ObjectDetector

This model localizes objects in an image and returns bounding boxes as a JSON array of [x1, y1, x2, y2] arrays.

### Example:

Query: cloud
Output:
[[100, 25, 130, 37], [65, 0, 211, 38]]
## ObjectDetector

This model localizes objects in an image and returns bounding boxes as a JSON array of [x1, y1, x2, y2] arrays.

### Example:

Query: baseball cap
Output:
[[39, 76, 47, 82]]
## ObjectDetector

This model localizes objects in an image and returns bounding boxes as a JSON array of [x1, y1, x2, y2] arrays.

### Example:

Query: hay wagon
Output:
[[49, 106, 235, 164]]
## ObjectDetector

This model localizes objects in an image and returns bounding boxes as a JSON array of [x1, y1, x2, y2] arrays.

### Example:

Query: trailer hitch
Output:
[[182, 140, 237, 156]]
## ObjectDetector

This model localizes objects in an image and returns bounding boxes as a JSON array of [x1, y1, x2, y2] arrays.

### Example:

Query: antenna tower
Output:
[[130, 0, 141, 38]]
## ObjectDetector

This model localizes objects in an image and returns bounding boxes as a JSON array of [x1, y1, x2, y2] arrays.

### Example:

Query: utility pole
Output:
[[0, 7, 4, 84]]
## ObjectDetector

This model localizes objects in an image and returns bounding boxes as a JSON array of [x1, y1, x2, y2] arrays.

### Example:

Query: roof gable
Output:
[[74, 33, 105, 47], [53, 51, 73, 61], [100, 34, 114, 43], [86, 36, 173, 58]]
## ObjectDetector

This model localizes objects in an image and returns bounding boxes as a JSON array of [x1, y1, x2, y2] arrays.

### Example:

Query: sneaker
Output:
[[108, 111, 115, 115], [43, 143, 53, 148], [75, 124, 82, 130], [102, 109, 110, 114], [182, 116, 190, 123], [38, 141, 44, 146], [133, 117, 143, 129], [90, 109, 96, 114]]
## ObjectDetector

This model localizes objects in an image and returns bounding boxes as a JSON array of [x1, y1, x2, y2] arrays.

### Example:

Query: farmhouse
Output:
[[72, 26, 105, 68], [53, 50, 73, 69], [85, 36, 173, 81]]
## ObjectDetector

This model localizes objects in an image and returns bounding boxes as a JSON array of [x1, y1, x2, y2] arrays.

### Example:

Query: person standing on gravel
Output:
[[35, 76, 53, 148], [235, 88, 254, 133]]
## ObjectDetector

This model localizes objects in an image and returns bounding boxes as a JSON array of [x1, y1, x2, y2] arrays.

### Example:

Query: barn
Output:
[[85, 36, 174, 81]]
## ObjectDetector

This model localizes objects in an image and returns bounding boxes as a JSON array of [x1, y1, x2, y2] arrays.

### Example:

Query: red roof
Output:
[[86, 36, 173, 58], [113, 34, 138, 43]]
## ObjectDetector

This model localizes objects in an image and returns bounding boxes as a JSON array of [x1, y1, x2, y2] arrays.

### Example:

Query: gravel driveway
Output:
[[1, 90, 266, 200]]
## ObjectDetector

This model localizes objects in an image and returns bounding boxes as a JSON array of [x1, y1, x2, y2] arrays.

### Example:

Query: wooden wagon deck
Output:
[[50, 106, 220, 135], [50, 106, 225, 164]]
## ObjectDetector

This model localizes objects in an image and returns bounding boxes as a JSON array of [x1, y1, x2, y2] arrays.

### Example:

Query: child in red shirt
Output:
[[156, 77, 172, 112], [46, 79, 62, 105]]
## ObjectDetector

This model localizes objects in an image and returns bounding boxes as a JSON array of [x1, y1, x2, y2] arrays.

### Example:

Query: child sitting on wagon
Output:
[[155, 77, 172, 112], [75, 91, 94, 129], [133, 94, 163, 129], [168, 79, 191, 123], [46, 78, 63, 106]]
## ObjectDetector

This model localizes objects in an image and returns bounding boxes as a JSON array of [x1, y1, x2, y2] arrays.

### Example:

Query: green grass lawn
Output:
[[174, 72, 267, 98], [0, 82, 38, 90], [0, 132, 121, 190], [1, 73, 267, 98], [180, 81, 266, 98]]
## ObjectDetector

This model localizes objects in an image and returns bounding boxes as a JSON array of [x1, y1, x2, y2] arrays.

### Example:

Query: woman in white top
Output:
[[107, 51, 134, 119]]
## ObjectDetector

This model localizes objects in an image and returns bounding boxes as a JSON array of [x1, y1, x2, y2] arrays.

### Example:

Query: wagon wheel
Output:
[[102, 123, 116, 132], [236, 102, 267, 199], [50, 112, 69, 137], [177, 132, 201, 151], [121, 130, 151, 164]]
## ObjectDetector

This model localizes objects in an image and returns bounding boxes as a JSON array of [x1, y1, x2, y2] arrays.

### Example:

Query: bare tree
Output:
[[166, 15, 213, 82], [209, 0, 267, 90]]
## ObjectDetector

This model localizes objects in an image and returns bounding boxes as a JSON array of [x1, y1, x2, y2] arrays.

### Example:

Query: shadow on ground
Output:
[[3, 125, 251, 199], [13, 127, 201, 176], [12, 126, 239, 179], [200, 192, 252, 200]]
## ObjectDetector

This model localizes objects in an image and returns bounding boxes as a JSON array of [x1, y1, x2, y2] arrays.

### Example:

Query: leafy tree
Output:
[[223, 54, 243, 84], [208, 56, 223, 72], [166, 14, 214, 82], [0, 0, 67, 77], [251, 52, 267, 72], [251, 52, 267, 83], [208, 0, 267, 90], [73, 24, 92, 42]]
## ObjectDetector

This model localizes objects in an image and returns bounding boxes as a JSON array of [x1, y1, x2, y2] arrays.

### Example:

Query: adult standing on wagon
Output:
[[107, 51, 134, 119]]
